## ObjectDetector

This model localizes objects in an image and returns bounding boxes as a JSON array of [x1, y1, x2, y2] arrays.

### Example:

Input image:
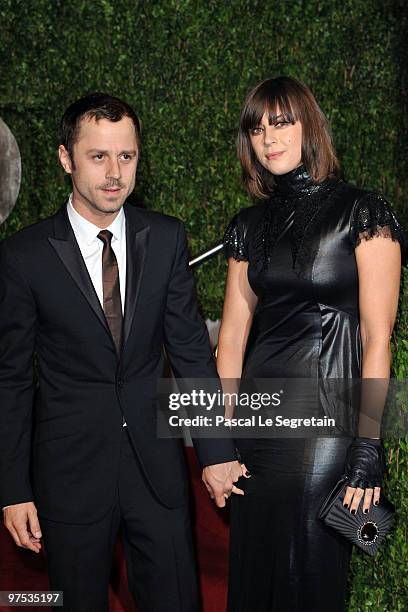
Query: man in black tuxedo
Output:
[[0, 93, 243, 611]]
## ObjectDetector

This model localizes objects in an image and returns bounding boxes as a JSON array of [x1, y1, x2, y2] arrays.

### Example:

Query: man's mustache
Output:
[[98, 181, 126, 189]]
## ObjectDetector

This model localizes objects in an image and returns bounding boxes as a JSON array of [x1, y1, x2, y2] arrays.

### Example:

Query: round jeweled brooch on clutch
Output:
[[357, 521, 379, 545]]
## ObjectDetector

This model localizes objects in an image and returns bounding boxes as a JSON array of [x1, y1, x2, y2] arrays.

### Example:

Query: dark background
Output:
[[0, 1, 407, 608]]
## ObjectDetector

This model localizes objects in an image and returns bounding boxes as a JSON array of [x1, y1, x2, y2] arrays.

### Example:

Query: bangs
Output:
[[241, 82, 300, 132]]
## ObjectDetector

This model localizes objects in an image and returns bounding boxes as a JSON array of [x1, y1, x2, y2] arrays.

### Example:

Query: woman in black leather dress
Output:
[[217, 76, 406, 611]]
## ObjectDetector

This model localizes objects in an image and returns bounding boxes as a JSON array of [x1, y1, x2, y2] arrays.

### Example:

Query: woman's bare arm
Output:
[[344, 233, 401, 513], [217, 259, 258, 417], [217, 259, 258, 377]]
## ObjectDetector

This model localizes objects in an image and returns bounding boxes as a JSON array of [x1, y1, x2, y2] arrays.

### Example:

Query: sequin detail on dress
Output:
[[223, 213, 249, 261], [223, 165, 407, 272], [349, 192, 407, 255]]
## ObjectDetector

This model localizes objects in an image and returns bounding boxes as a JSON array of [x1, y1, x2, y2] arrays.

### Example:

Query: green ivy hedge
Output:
[[0, 1, 406, 608]]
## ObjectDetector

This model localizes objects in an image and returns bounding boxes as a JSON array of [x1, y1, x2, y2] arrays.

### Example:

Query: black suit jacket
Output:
[[0, 201, 236, 523]]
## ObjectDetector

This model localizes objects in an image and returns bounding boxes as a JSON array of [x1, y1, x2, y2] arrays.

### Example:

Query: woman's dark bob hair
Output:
[[237, 76, 340, 199]]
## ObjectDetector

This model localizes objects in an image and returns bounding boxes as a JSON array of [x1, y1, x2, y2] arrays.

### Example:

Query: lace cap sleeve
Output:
[[350, 192, 407, 263], [223, 212, 249, 261]]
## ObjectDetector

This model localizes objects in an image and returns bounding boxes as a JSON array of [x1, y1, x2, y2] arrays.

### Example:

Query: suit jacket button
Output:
[[117, 378, 124, 388]]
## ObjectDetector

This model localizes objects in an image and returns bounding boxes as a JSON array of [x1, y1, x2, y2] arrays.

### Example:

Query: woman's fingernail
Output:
[[343, 503, 349, 508], [374, 500, 379, 506], [351, 509, 356, 515], [244, 471, 252, 478], [363, 508, 368, 514]]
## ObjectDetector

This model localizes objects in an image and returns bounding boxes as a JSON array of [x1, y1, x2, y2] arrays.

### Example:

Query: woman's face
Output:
[[249, 108, 302, 175]]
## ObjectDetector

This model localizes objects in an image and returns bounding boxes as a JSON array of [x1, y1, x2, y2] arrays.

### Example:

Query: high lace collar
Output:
[[255, 163, 343, 278], [273, 163, 331, 198]]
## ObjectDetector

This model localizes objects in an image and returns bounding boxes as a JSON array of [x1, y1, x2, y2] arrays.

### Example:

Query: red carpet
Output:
[[0, 448, 229, 611]]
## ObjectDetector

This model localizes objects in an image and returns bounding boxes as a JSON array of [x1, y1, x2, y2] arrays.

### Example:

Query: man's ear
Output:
[[58, 145, 73, 174]]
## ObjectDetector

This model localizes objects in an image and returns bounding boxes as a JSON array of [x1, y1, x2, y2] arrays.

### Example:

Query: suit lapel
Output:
[[123, 203, 150, 347], [48, 201, 150, 353], [48, 203, 110, 336]]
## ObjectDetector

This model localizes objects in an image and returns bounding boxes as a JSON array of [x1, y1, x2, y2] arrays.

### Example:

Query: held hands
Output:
[[3, 502, 42, 553], [202, 460, 249, 508], [343, 438, 386, 514]]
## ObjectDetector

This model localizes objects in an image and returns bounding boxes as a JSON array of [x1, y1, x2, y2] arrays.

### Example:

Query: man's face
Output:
[[59, 115, 138, 218]]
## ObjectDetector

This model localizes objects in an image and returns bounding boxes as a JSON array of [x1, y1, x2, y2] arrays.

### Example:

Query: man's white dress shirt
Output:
[[67, 196, 128, 430], [67, 195, 127, 314]]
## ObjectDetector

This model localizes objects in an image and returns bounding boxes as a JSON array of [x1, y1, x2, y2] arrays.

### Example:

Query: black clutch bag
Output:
[[318, 476, 395, 556]]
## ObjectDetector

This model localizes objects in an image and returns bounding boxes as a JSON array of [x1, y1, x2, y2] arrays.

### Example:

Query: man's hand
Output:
[[3, 502, 42, 553], [202, 460, 246, 508]]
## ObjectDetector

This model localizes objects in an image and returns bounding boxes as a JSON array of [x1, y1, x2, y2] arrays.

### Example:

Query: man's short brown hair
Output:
[[60, 92, 141, 165]]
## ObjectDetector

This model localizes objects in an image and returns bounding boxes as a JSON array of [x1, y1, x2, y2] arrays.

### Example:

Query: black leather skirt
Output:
[[228, 437, 353, 612]]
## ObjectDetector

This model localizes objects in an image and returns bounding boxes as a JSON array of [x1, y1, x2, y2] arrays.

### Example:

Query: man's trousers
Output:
[[40, 427, 199, 611]]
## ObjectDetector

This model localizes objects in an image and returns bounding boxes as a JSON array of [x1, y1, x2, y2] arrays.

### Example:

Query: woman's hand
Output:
[[202, 460, 246, 507], [343, 485, 381, 514], [342, 438, 385, 514]]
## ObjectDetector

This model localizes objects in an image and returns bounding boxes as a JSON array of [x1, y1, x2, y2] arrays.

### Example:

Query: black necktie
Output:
[[97, 230, 123, 354]]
